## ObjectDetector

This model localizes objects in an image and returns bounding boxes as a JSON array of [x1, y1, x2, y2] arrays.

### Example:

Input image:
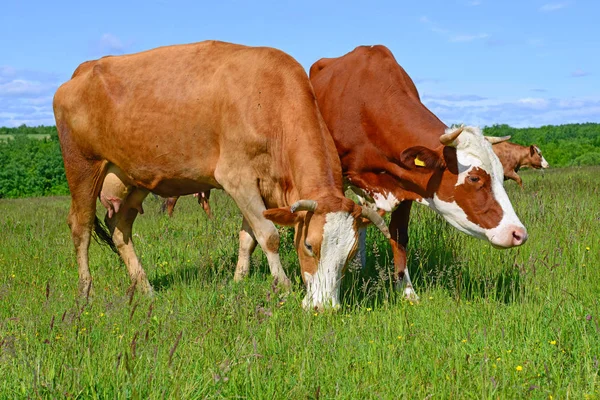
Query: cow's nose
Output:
[[512, 228, 528, 246]]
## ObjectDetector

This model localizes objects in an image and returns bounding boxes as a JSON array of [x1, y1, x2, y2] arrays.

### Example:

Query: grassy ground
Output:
[[0, 167, 599, 399]]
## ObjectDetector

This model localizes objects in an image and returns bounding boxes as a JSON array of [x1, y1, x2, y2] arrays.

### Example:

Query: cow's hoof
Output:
[[403, 286, 420, 302], [78, 279, 94, 299]]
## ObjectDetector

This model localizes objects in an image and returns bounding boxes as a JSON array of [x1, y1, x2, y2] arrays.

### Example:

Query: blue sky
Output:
[[1, 0, 598, 128]]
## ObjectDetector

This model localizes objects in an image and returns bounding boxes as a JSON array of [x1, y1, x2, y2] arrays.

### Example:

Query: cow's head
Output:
[[264, 197, 389, 310], [401, 125, 527, 248], [529, 145, 550, 169]]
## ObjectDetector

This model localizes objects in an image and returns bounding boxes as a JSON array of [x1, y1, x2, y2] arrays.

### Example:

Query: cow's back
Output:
[[54, 40, 326, 196], [310, 45, 446, 165]]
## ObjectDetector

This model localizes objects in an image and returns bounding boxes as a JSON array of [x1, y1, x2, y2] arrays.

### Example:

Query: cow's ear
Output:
[[530, 145, 536, 156], [263, 207, 301, 226], [400, 146, 445, 171]]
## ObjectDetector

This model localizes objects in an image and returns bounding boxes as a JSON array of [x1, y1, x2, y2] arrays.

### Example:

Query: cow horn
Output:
[[485, 135, 511, 144], [290, 200, 318, 213], [361, 208, 391, 239], [439, 125, 464, 146]]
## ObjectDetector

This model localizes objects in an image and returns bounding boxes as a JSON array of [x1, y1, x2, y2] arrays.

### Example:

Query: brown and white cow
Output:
[[53, 40, 389, 309], [309, 45, 528, 300], [492, 140, 550, 187]]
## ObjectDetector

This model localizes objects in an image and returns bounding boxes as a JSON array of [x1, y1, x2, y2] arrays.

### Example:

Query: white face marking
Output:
[[302, 211, 357, 310], [372, 192, 400, 212], [541, 156, 549, 168], [424, 126, 527, 248]]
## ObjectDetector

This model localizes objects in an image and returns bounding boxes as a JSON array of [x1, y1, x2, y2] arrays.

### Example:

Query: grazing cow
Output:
[[492, 140, 550, 187], [309, 45, 528, 300], [53, 40, 389, 309]]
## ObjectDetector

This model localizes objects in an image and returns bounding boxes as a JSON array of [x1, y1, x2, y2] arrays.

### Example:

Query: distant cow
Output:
[[492, 140, 550, 187], [162, 192, 211, 218], [310, 45, 528, 300], [53, 40, 389, 309]]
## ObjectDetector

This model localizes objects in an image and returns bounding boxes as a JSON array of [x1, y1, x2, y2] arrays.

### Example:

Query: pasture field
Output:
[[0, 167, 599, 399]]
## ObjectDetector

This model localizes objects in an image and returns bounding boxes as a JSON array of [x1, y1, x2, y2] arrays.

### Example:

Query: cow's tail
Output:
[[93, 216, 118, 254]]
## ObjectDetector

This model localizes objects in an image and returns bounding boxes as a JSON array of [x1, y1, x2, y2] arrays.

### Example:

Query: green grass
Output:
[[1, 167, 599, 399]]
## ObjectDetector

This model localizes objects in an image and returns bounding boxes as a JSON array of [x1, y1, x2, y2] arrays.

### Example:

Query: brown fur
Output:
[[310, 45, 504, 283], [54, 40, 364, 297], [493, 141, 548, 187]]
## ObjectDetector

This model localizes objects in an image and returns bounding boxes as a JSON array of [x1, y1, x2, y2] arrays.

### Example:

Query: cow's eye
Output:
[[468, 176, 480, 183], [305, 242, 314, 256]]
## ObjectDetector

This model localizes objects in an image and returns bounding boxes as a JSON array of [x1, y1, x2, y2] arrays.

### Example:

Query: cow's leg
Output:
[[226, 189, 291, 287], [64, 161, 106, 298], [233, 217, 257, 281], [389, 201, 418, 300], [105, 188, 153, 294], [198, 191, 212, 218], [163, 196, 179, 217], [505, 171, 523, 188]]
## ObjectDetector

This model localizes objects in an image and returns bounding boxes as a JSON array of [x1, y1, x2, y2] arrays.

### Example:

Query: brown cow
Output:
[[162, 192, 211, 218], [53, 40, 389, 309], [492, 140, 550, 187], [310, 45, 528, 300]]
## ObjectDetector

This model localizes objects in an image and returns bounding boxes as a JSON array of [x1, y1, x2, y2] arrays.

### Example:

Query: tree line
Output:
[[0, 123, 599, 198]]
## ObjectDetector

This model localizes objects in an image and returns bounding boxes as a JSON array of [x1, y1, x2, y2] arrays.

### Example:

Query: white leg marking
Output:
[[399, 268, 419, 301]]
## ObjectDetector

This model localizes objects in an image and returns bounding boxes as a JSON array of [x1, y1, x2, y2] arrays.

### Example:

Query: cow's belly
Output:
[[104, 161, 221, 198]]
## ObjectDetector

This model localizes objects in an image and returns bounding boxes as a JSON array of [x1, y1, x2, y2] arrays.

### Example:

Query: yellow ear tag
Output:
[[414, 157, 426, 167]]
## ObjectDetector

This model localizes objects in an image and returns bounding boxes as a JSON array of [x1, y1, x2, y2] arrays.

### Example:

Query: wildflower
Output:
[[369, 340, 374, 344], [507, 349, 512, 354], [397, 336, 403, 340], [428, 296, 433, 300], [367, 361, 372, 365], [496, 357, 501, 361], [313, 313, 318, 316], [461, 339, 467, 343], [99, 313, 105, 318], [549, 340, 556, 345], [11, 274, 15, 278], [492, 364, 496, 368], [586, 246, 590, 251], [516, 365, 523, 371], [366, 308, 372, 312]]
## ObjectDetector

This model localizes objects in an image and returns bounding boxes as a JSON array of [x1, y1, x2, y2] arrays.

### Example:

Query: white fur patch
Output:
[[541, 156, 549, 168], [427, 126, 526, 247], [302, 212, 357, 309], [372, 192, 400, 212]]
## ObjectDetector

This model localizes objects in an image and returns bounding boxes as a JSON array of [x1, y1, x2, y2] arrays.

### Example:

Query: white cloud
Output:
[[517, 98, 550, 110], [450, 33, 489, 43], [539, 3, 567, 12], [94, 33, 131, 56], [571, 69, 590, 78], [468, 1, 482, 6], [419, 16, 489, 43], [0, 67, 61, 127], [422, 94, 600, 128]]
